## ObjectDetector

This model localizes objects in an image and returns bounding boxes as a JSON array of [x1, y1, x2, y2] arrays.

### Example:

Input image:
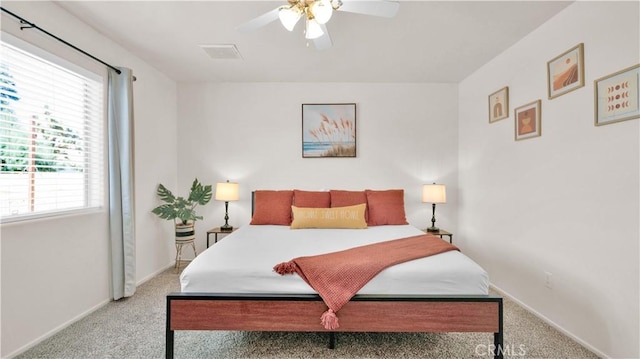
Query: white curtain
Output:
[[108, 67, 136, 300]]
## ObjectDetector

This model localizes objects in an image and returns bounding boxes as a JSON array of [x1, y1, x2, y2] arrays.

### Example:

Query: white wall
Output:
[[176, 82, 460, 256], [2, 1, 635, 358], [458, 2, 639, 358], [0, 1, 178, 357]]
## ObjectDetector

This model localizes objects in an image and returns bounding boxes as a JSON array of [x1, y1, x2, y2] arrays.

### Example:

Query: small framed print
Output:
[[547, 43, 585, 99], [514, 100, 541, 141], [594, 64, 640, 126], [302, 103, 356, 158], [489, 87, 509, 123]]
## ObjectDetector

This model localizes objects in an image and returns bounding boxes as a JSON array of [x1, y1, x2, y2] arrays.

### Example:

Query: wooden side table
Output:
[[423, 229, 453, 244], [206, 227, 238, 248]]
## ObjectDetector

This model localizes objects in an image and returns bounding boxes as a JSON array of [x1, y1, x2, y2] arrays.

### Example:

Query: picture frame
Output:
[[547, 43, 585, 99], [514, 100, 541, 141], [488, 86, 509, 123], [594, 64, 640, 126], [302, 103, 356, 158]]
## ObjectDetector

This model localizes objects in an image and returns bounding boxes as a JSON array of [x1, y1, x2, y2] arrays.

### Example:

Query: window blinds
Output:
[[0, 39, 104, 220]]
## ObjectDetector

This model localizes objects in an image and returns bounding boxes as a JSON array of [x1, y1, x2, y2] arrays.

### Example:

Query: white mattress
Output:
[[180, 225, 489, 295]]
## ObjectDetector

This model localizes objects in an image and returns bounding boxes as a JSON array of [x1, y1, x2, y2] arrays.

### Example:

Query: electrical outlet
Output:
[[544, 271, 553, 289]]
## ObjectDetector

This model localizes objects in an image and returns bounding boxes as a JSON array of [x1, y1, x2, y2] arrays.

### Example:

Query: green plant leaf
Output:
[[156, 184, 175, 203], [151, 203, 178, 220], [188, 178, 213, 206]]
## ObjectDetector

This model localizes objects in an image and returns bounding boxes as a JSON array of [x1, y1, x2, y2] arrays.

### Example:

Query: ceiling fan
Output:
[[236, 0, 400, 50]]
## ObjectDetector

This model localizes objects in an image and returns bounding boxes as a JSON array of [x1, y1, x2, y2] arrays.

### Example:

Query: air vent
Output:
[[200, 44, 243, 60]]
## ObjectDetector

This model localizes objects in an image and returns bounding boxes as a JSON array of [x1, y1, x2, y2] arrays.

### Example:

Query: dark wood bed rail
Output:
[[166, 292, 504, 359]]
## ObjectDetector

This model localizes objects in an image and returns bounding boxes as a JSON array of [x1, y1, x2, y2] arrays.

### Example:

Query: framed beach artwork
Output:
[[547, 43, 585, 99], [594, 64, 640, 126], [488, 86, 509, 123], [514, 100, 541, 141], [302, 103, 356, 158]]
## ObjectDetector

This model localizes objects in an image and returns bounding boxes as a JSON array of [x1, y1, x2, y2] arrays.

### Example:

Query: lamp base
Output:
[[426, 226, 439, 233], [220, 224, 233, 232]]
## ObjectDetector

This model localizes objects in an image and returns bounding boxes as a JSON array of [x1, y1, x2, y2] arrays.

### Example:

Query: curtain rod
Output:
[[1, 6, 124, 76]]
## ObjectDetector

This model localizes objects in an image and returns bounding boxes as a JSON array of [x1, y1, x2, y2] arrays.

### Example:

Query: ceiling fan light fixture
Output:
[[311, 0, 333, 24], [305, 18, 324, 39], [278, 5, 302, 31]]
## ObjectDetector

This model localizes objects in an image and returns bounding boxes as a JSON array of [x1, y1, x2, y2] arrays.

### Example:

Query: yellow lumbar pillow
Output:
[[291, 204, 368, 229]]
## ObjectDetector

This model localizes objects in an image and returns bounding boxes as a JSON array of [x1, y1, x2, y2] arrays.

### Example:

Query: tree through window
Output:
[[0, 37, 104, 220]]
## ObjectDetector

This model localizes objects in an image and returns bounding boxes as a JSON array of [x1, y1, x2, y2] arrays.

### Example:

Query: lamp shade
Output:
[[278, 5, 302, 31], [215, 182, 239, 202], [312, 0, 333, 24], [305, 18, 324, 39], [422, 184, 446, 204]]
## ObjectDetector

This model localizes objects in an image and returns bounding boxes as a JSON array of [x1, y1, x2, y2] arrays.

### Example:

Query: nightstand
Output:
[[423, 229, 453, 244], [206, 227, 237, 248]]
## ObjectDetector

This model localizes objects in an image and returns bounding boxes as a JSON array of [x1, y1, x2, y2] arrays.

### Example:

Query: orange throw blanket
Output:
[[273, 234, 459, 330]]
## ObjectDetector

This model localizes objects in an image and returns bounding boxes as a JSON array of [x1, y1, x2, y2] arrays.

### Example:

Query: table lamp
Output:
[[215, 180, 239, 231], [422, 183, 446, 232]]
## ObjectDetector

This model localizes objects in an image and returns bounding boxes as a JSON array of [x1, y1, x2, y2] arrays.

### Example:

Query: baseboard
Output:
[[3, 298, 110, 359], [136, 262, 175, 286], [4, 262, 175, 359], [489, 283, 609, 359]]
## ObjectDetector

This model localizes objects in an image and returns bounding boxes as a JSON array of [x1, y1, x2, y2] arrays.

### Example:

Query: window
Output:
[[0, 36, 104, 222]]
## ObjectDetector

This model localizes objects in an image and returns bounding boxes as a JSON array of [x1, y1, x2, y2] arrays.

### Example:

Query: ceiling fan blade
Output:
[[236, 7, 281, 33], [313, 24, 333, 50], [336, 0, 400, 18]]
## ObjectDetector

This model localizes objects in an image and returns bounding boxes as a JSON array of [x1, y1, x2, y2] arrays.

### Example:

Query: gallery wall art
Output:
[[547, 43, 585, 99], [594, 64, 639, 126]]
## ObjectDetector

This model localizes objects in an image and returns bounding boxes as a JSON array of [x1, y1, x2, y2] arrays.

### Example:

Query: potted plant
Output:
[[152, 178, 213, 243]]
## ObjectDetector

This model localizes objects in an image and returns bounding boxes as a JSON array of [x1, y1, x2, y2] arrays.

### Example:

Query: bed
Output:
[[166, 190, 504, 359]]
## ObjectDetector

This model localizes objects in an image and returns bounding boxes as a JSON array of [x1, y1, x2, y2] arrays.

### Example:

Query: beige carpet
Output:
[[16, 268, 598, 359]]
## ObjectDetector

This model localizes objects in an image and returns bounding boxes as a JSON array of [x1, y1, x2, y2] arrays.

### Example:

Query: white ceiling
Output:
[[54, 0, 572, 83]]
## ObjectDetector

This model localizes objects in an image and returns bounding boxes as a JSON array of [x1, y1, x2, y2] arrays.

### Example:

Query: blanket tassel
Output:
[[273, 261, 297, 275], [321, 309, 340, 330]]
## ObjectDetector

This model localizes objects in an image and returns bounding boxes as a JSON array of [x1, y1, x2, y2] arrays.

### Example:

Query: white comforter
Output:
[[180, 225, 489, 295]]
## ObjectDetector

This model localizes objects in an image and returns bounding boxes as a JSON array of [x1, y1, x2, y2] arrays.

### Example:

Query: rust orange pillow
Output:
[[293, 190, 330, 208], [291, 204, 367, 229], [330, 190, 368, 222], [250, 190, 294, 225], [365, 189, 408, 226]]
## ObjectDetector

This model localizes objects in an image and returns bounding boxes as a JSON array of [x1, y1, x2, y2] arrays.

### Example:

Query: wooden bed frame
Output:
[[166, 192, 504, 358], [166, 292, 503, 358]]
